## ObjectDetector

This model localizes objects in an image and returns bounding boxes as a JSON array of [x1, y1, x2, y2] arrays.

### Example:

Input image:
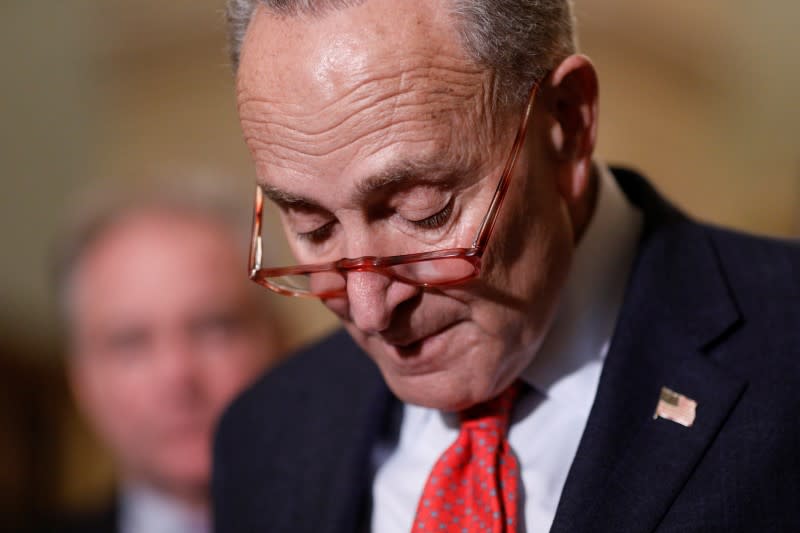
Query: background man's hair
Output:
[[226, 0, 576, 106]]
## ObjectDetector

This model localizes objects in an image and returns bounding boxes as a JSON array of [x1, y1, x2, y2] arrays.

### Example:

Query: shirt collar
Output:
[[519, 164, 643, 413], [120, 482, 209, 533]]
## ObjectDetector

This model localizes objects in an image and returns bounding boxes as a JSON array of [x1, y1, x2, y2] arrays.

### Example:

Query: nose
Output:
[[345, 269, 419, 334], [156, 336, 200, 396]]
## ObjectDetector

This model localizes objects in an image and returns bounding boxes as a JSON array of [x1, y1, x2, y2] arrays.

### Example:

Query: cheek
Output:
[[471, 178, 574, 338], [80, 366, 153, 450], [487, 154, 572, 278]]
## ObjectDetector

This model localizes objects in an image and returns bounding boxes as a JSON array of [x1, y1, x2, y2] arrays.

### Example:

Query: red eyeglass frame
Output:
[[249, 81, 541, 298]]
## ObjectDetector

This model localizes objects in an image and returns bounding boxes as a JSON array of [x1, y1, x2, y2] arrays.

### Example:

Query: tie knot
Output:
[[458, 381, 522, 434], [412, 382, 524, 533]]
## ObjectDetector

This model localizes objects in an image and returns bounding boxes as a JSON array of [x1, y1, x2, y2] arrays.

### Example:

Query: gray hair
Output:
[[226, 0, 576, 105]]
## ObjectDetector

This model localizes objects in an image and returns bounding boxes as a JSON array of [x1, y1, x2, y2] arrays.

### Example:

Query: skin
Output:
[[237, 0, 598, 411], [67, 210, 283, 509]]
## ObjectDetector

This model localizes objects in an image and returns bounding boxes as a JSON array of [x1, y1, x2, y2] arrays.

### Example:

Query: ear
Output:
[[66, 352, 93, 418], [542, 54, 599, 205]]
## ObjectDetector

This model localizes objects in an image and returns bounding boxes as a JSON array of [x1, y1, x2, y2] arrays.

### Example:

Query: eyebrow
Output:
[[355, 159, 457, 199], [260, 157, 468, 210], [260, 184, 320, 211]]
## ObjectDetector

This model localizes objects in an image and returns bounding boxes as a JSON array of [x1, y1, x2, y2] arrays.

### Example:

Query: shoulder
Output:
[[703, 224, 800, 367], [705, 224, 800, 300], [616, 165, 800, 318], [615, 165, 800, 374]]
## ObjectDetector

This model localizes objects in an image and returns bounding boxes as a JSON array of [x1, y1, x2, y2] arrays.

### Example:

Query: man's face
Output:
[[68, 212, 280, 495], [238, 0, 576, 410]]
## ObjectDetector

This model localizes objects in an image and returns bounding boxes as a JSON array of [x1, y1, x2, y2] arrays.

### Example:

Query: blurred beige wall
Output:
[[0, 0, 797, 515], [580, 0, 800, 235]]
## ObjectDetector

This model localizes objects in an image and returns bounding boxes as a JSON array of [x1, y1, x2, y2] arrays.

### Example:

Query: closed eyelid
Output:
[[407, 196, 455, 227], [393, 188, 452, 213]]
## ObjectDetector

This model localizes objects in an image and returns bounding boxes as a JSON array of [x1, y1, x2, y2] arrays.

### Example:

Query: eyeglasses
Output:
[[248, 82, 540, 298]]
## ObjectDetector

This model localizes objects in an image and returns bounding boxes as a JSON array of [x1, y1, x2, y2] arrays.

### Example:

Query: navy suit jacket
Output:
[[213, 169, 800, 532]]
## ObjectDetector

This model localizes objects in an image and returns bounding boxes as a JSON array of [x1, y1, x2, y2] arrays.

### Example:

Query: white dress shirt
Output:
[[371, 165, 643, 532], [119, 482, 209, 533]]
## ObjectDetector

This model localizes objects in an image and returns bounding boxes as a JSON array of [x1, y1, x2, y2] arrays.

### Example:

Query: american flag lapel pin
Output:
[[653, 386, 697, 427]]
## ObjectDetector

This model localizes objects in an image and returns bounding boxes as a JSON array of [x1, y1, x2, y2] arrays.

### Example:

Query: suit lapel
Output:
[[551, 170, 746, 533], [588, 354, 745, 532]]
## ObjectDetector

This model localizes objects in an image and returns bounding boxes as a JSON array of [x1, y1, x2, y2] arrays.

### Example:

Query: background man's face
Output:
[[238, 0, 575, 410], [68, 212, 279, 496]]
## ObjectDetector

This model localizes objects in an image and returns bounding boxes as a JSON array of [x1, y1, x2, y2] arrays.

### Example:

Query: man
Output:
[[213, 1, 800, 532], [53, 186, 285, 533]]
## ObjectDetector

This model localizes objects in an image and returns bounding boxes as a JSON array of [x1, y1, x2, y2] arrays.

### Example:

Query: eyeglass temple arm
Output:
[[250, 185, 264, 276], [471, 83, 539, 252]]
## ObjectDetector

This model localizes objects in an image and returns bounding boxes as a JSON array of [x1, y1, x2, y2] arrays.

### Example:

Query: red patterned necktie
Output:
[[411, 383, 523, 533]]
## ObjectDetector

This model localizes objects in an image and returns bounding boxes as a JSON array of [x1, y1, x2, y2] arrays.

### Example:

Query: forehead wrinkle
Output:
[[245, 112, 456, 165], [243, 102, 464, 166], [246, 85, 500, 204], [238, 61, 486, 125], [238, 7, 507, 206], [239, 61, 486, 139], [241, 83, 491, 165], [245, 98, 503, 210]]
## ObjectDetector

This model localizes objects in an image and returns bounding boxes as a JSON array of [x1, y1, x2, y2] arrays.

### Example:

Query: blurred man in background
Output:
[[50, 184, 285, 533]]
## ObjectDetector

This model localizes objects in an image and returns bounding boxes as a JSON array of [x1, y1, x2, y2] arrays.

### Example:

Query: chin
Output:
[[377, 336, 533, 412], [157, 444, 211, 489], [350, 315, 528, 410], [382, 367, 498, 412]]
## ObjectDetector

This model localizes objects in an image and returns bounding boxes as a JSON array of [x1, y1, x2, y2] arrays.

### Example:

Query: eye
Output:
[[189, 311, 244, 346], [103, 327, 150, 362], [296, 220, 336, 244], [409, 197, 455, 230]]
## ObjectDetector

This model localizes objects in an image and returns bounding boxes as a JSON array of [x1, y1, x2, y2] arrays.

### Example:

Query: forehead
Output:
[[237, 0, 499, 195], [69, 212, 245, 322], [239, 0, 474, 92]]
